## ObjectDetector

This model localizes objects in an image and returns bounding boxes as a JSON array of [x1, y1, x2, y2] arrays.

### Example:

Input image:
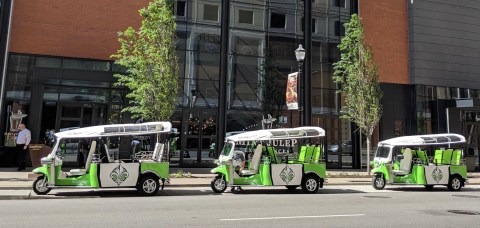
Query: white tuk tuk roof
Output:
[[226, 127, 325, 142], [54, 122, 172, 139], [378, 133, 466, 147]]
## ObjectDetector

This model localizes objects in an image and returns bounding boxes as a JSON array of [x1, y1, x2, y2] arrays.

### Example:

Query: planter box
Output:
[[29, 144, 52, 168], [465, 156, 477, 172]]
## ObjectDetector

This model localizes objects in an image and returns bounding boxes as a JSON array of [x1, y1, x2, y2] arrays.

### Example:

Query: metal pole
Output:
[[216, 0, 230, 156], [298, 61, 303, 127], [304, 0, 312, 126]]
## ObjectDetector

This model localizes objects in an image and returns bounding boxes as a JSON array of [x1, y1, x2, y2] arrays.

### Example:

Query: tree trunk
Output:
[[366, 136, 371, 175]]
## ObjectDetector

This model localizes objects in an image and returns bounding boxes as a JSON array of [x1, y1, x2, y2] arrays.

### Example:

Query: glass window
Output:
[[335, 20, 345, 36], [36, 57, 61, 68], [8, 55, 33, 72], [239, 10, 253, 24], [176, 1, 186, 16], [63, 59, 110, 71], [301, 18, 317, 33], [334, 0, 346, 8], [6, 72, 30, 84], [6, 84, 31, 100], [203, 4, 219, 21], [270, 13, 286, 28]]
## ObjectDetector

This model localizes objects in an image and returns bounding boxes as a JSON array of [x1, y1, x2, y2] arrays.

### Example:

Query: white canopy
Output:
[[378, 133, 466, 147], [54, 122, 172, 139], [226, 127, 325, 142]]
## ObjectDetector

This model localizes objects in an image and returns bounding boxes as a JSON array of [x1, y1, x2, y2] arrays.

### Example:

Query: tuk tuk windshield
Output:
[[375, 146, 391, 158], [221, 142, 234, 156]]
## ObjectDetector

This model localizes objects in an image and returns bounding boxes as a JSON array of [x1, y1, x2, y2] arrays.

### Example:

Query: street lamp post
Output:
[[295, 44, 306, 127]]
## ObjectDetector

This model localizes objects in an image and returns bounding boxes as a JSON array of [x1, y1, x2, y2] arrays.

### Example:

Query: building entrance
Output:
[[180, 109, 217, 167], [55, 103, 107, 131]]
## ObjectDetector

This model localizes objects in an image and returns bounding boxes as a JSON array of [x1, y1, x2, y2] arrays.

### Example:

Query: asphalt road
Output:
[[1, 185, 480, 227]]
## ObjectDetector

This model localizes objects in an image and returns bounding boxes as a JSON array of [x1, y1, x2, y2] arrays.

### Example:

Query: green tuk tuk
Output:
[[210, 127, 326, 194], [32, 122, 172, 196], [371, 133, 467, 191]]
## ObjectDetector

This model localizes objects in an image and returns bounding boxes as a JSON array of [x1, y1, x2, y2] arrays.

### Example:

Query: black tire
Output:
[[425, 185, 434, 190], [137, 175, 160, 196], [32, 176, 52, 195], [372, 174, 386, 190], [286, 186, 299, 191], [211, 175, 227, 193], [448, 175, 463, 191], [301, 175, 319, 194]]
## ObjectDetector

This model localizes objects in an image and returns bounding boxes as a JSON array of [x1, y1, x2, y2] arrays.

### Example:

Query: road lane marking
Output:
[[220, 214, 365, 221]]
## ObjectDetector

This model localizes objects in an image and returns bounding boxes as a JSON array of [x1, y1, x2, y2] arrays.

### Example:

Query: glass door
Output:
[[181, 109, 217, 167]]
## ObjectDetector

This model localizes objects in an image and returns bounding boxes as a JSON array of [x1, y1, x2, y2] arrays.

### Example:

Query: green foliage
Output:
[[333, 14, 382, 173], [170, 170, 192, 178], [111, 0, 179, 121], [333, 14, 382, 137], [257, 49, 286, 119]]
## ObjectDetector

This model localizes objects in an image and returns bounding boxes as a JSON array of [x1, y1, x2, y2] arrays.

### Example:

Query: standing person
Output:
[[16, 123, 31, 171]]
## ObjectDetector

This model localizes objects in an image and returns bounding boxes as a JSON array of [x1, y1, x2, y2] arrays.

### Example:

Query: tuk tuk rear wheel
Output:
[[211, 175, 227, 193], [137, 175, 160, 196], [448, 175, 462, 191], [32, 176, 52, 195], [301, 175, 319, 194], [372, 174, 386, 190]]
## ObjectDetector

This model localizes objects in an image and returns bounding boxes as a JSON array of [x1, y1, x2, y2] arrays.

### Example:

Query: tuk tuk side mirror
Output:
[[396, 154, 404, 160]]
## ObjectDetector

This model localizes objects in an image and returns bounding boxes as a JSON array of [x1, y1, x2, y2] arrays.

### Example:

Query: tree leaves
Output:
[[111, 0, 179, 121], [332, 14, 382, 137]]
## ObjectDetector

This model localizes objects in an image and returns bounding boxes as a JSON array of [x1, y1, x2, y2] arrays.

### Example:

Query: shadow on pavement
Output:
[[385, 186, 480, 192]]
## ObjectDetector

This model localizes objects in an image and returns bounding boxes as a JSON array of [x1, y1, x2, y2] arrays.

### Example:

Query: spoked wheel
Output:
[[301, 175, 319, 194], [425, 185, 434, 190], [286, 186, 299, 191], [372, 174, 386, 190], [448, 175, 463, 191], [211, 175, 227, 193], [32, 176, 52, 195], [137, 176, 160, 196]]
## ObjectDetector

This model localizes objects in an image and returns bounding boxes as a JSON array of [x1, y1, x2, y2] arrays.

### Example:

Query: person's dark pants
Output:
[[16, 144, 27, 170]]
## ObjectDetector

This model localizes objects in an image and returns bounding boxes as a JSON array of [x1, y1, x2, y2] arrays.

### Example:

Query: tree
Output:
[[111, 0, 179, 121], [333, 14, 382, 174], [257, 48, 286, 122]]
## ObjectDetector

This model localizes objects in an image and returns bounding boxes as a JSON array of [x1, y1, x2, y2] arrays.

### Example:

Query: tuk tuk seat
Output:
[[451, 150, 462, 165], [241, 144, 263, 176], [304, 146, 315, 163], [434, 149, 444, 165], [297, 146, 307, 162], [139, 143, 164, 163], [392, 148, 412, 175], [442, 149, 453, 165], [69, 140, 97, 176], [312, 146, 321, 163], [416, 150, 428, 164], [266, 146, 278, 164]]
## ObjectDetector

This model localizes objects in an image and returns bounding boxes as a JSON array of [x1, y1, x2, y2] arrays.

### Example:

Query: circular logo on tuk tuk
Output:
[[280, 166, 295, 184], [110, 166, 129, 185], [432, 167, 443, 183]]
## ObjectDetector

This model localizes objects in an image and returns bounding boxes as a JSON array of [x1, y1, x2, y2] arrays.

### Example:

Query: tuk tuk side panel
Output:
[[234, 173, 263, 185], [371, 165, 390, 183], [393, 174, 416, 184], [270, 164, 302, 186], [140, 162, 169, 179], [424, 165, 449, 185], [259, 164, 273, 186], [54, 165, 94, 187], [89, 164, 99, 188], [450, 165, 467, 179], [304, 163, 326, 179], [412, 165, 426, 185], [211, 165, 229, 181], [100, 163, 140, 187]]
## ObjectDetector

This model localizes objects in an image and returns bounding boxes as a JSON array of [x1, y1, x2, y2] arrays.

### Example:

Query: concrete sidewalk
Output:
[[1, 167, 479, 200]]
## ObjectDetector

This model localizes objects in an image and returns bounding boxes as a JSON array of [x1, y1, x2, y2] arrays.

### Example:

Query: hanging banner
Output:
[[286, 72, 299, 110]]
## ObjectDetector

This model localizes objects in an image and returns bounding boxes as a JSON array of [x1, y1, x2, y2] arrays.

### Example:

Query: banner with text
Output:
[[286, 72, 299, 110]]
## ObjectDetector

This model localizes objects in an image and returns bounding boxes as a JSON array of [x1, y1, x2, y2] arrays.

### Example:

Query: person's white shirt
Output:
[[17, 128, 31, 145]]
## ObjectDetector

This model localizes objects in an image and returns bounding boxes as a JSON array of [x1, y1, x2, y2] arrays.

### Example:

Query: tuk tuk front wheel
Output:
[[372, 174, 386, 190], [211, 175, 227, 193], [32, 176, 52, 195], [448, 175, 463, 191], [301, 175, 319, 194], [137, 175, 160, 196]]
